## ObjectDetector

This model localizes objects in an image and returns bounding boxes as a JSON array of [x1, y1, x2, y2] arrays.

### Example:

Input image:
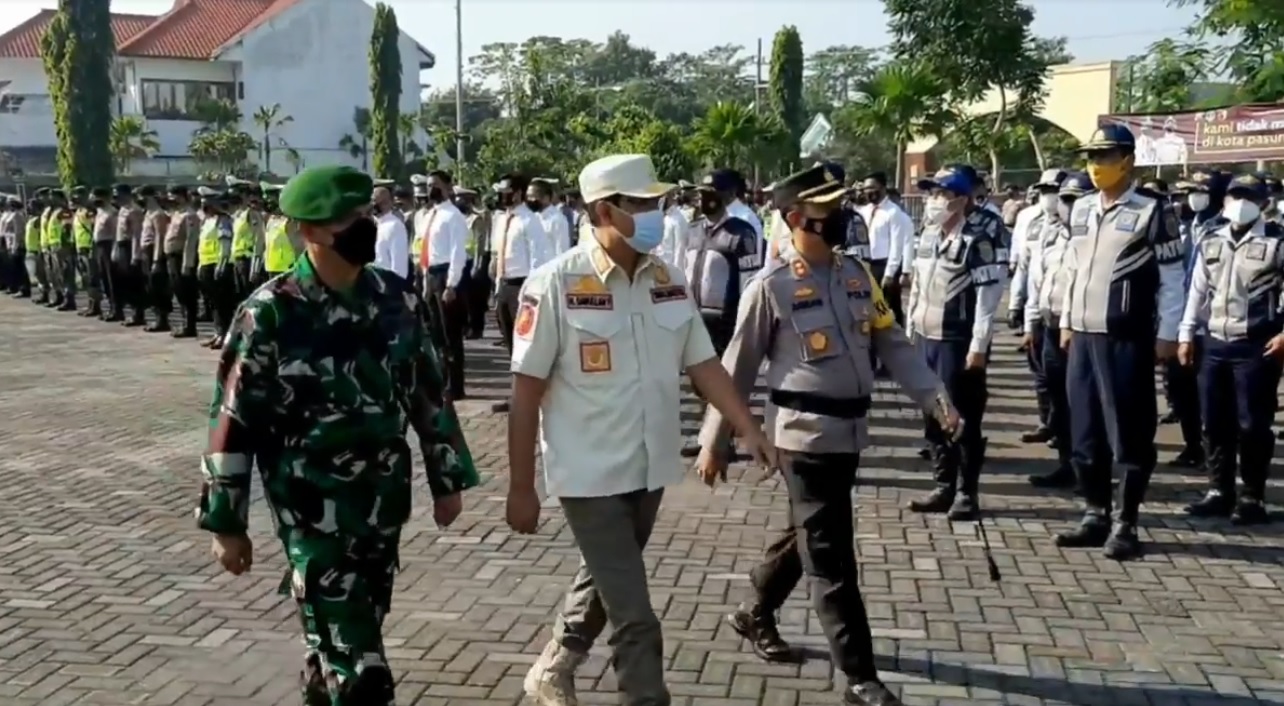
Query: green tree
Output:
[[838, 60, 955, 187], [108, 116, 160, 175], [252, 103, 293, 174], [338, 107, 372, 171], [1171, 0, 1284, 102], [40, 0, 114, 186], [884, 0, 1065, 185], [769, 26, 806, 146], [369, 3, 403, 178], [805, 45, 879, 111]]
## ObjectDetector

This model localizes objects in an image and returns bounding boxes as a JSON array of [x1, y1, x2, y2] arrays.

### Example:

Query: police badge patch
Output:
[[1245, 242, 1268, 261], [1116, 211, 1140, 232]]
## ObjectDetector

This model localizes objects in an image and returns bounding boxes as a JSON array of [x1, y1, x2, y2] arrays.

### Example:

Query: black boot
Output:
[[1233, 439, 1271, 526], [947, 438, 985, 521], [908, 444, 956, 514], [726, 604, 793, 662], [844, 681, 903, 706], [146, 313, 171, 333], [56, 296, 76, 311], [171, 325, 198, 339], [1021, 426, 1052, 444], [1168, 445, 1204, 468], [46, 294, 62, 308], [1186, 435, 1234, 517], [1054, 510, 1111, 548], [1028, 453, 1077, 488], [1103, 521, 1143, 560], [123, 308, 146, 327]]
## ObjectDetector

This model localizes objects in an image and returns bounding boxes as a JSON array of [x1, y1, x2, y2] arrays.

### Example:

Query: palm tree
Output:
[[109, 115, 160, 175], [252, 103, 294, 173], [284, 146, 304, 175], [839, 60, 954, 187], [190, 98, 243, 135], [338, 107, 372, 170], [689, 101, 769, 174]]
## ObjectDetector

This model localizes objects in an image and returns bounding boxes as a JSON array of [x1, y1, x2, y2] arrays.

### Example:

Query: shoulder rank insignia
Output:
[[568, 275, 608, 294], [652, 265, 670, 285]]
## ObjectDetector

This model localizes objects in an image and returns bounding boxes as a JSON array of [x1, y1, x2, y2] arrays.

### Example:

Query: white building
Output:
[[0, 0, 434, 177]]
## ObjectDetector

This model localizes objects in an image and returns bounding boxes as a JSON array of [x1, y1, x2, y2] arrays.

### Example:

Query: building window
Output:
[[140, 80, 235, 120], [0, 94, 52, 114]]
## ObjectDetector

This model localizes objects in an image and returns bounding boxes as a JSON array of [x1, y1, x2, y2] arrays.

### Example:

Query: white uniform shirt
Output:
[[727, 199, 763, 239], [423, 201, 468, 288], [511, 236, 717, 499], [1008, 204, 1042, 270], [858, 198, 915, 272], [490, 204, 547, 280], [657, 205, 691, 272], [538, 204, 571, 261], [373, 211, 409, 279]]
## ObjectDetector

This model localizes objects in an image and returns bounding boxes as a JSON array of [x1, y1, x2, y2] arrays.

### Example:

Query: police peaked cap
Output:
[[1080, 124, 1136, 153], [113, 183, 132, 195], [1141, 178, 1169, 196], [1176, 168, 1222, 194], [166, 184, 189, 196], [91, 186, 111, 198], [771, 163, 846, 208], [1228, 173, 1269, 201], [196, 186, 221, 198], [704, 168, 744, 193], [1033, 168, 1067, 189], [137, 185, 158, 198], [70, 185, 87, 196], [1059, 172, 1093, 197]]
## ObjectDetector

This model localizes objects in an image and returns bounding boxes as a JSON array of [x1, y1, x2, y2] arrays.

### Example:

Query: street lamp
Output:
[[454, 0, 464, 174]]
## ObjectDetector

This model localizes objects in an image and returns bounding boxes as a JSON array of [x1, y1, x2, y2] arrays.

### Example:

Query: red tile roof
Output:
[[0, 10, 157, 60], [0, 0, 434, 66]]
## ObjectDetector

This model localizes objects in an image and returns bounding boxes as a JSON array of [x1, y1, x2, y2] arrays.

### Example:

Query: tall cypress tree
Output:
[[368, 3, 402, 179], [769, 26, 806, 146], [40, 0, 114, 186]]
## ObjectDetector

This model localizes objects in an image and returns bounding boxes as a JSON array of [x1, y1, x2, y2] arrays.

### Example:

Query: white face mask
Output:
[[1039, 193, 1059, 217], [923, 195, 952, 226], [1188, 193, 1210, 213], [1223, 197, 1261, 227]]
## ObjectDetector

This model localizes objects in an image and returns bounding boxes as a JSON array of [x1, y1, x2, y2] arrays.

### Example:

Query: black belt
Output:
[[769, 390, 870, 419], [426, 263, 449, 274], [500, 276, 526, 286]]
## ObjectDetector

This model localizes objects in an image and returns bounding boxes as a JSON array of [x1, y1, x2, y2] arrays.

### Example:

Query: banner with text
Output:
[[1098, 105, 1284, 166]]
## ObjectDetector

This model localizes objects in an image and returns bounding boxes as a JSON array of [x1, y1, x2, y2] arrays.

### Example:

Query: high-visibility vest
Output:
[[197, 217, 221, 266], [264, 217, 296, 273], [24, 218, 40, 251], [40, 209, 56, 248], [74, 209, 93, 249], [231, 210, 255, 258]]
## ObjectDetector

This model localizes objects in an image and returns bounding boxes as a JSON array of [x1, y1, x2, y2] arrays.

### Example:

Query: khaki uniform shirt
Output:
[[511, 236, 717, 498], [93, 207, 118, 244]]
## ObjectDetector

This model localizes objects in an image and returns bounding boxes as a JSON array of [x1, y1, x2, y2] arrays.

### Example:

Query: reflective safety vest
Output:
[[264, 217, 296, 273], [24, 218, 40, 251], [74, 209, 93, 249], [197, 217, 221, 267], [40, 209, 56, 248], [231, 210, 255, 258]]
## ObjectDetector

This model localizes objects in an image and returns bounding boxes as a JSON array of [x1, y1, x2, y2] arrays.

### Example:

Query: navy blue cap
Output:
[[916, 164, 976, 196], [1059, 172, 1093, 197], [1176, 168, 1219, 193], [701, 168, 744, 193], [1227, 172, 1269, 200], [1080, 124, 1136, 152]]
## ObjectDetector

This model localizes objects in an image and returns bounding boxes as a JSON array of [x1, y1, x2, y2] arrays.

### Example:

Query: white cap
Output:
[[409, 174, 427, 185], [1034, 168, 1067, 188], [196, 186, 220, 197], [453, 185, 476, 196], [578, 154, 673, 204]]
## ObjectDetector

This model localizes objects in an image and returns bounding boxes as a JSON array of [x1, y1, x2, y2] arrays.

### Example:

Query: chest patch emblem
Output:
[[1116, 212, 1140, 232], [579, 341, 612, 373], [806, 331, 829, 354], [1245, 241, 1268, 261]]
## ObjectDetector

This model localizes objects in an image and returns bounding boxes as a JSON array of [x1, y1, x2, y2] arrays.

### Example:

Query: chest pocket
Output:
[[565, 310, 624, 382], [790, 306, 845, 362]]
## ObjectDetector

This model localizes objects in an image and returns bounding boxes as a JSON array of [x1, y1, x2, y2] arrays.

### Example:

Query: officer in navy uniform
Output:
[[1054, 124, 1186, 560], [1164, 169, 1227, 466], [904, 165, 1008, 521], [1017, 171, 1090, 489], [1178, 173, 1284, 524], [697, 163, 960, 706]]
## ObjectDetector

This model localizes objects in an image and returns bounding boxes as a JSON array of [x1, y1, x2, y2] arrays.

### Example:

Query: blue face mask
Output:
[[624, 209, 665, 253]]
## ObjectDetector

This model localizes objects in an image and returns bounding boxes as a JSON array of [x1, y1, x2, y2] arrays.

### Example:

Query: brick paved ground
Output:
[[3, 297, 1284, 706]]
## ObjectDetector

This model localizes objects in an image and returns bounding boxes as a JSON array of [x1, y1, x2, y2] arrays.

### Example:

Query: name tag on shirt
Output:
[[792, 298, 823, 311], [651, 285, 688, 303], [566, 293, 613, 310]]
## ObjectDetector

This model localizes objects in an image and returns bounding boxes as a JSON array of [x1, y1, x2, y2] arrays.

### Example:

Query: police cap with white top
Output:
[[1058, 172, 1093, 197]]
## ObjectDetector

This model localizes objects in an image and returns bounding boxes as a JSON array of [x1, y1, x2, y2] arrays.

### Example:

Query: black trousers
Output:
[[1040, 322, 1072, 464], [1164, 338, 1203, 452], [918, 338, 989, 494], [748, 451, 877, 682], [112, 241, 141, 317], [198, 263, 236, 336], [143, 249, 170, 317], [426, 263, 467, 397], [168, 255, 197, 332], [466, 255, 491, 335], [0, 247, 10, 291], [1199, 336, 1280, 501], [8, 246, 30, 295], [494, 277, 525, 353], [94, 241, 117, 312]]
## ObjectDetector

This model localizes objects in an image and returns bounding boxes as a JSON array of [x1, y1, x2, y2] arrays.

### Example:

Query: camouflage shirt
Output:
[[197, 254, 480, 538]]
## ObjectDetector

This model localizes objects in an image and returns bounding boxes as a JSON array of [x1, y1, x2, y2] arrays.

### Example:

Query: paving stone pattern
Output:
[[3, 297, 1284, 705]]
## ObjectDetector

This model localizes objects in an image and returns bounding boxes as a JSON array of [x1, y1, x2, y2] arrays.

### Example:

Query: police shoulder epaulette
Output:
[[1264, 221, 1284, 239]]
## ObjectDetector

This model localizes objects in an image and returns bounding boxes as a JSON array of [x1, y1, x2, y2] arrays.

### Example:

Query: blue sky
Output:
[[3, 0, 1200, 90]]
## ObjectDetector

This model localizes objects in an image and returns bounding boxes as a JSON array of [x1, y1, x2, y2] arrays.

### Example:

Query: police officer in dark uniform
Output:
[[1164, 169, 1227, 466], [1055, 125, 1186, 560], [905, 165, 1008, 520], [1178, 173, 1284, 524], [697, 163, 960, 706]]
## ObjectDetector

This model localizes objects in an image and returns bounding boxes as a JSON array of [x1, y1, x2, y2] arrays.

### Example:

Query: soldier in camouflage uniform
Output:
[[197, 165, 480, 706]]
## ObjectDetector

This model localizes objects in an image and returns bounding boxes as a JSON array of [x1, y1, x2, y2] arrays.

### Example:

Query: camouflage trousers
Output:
[[280, 528, 400, 706]]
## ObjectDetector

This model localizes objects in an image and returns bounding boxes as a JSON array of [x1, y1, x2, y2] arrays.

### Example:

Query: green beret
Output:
[[280, 166, 373, 223]]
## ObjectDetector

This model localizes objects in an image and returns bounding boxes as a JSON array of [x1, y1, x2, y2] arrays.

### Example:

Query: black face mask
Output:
[[699, 196, 723, 217], [866, 191, 884, 204], [428, 187, 446, 203], [803, 209, 850, 247], [330, 216, 377, 267], [526, 199, 544, 212]]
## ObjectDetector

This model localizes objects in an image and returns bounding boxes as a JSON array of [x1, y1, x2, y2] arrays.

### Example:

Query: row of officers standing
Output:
[[0, 177, 303, 349]]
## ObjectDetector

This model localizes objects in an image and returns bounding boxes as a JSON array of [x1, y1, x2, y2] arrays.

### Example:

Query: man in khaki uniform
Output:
[[86, 187, 116, 319], [697, 163, 961, 706], [113, 184, 146, 326], [508, 154, 775, 706], [138, 185, 172, 332], [164, 185, 201, 338]]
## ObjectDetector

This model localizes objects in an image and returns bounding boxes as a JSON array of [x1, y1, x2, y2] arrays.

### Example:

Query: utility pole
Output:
[[454, 0, 465, 175], [754, 37, 763, 189]]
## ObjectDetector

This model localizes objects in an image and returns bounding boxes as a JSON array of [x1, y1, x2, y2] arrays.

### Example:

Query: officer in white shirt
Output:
[[713, 168, 764, 240], [529, 178, 571, 259], [657, 190, 691, 272], [418, 170, 470, 398], [507, 154, 775, 706], [371, 186, 409, 280], [857, 172, 916, 323], [489, 174, 549, 414]]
